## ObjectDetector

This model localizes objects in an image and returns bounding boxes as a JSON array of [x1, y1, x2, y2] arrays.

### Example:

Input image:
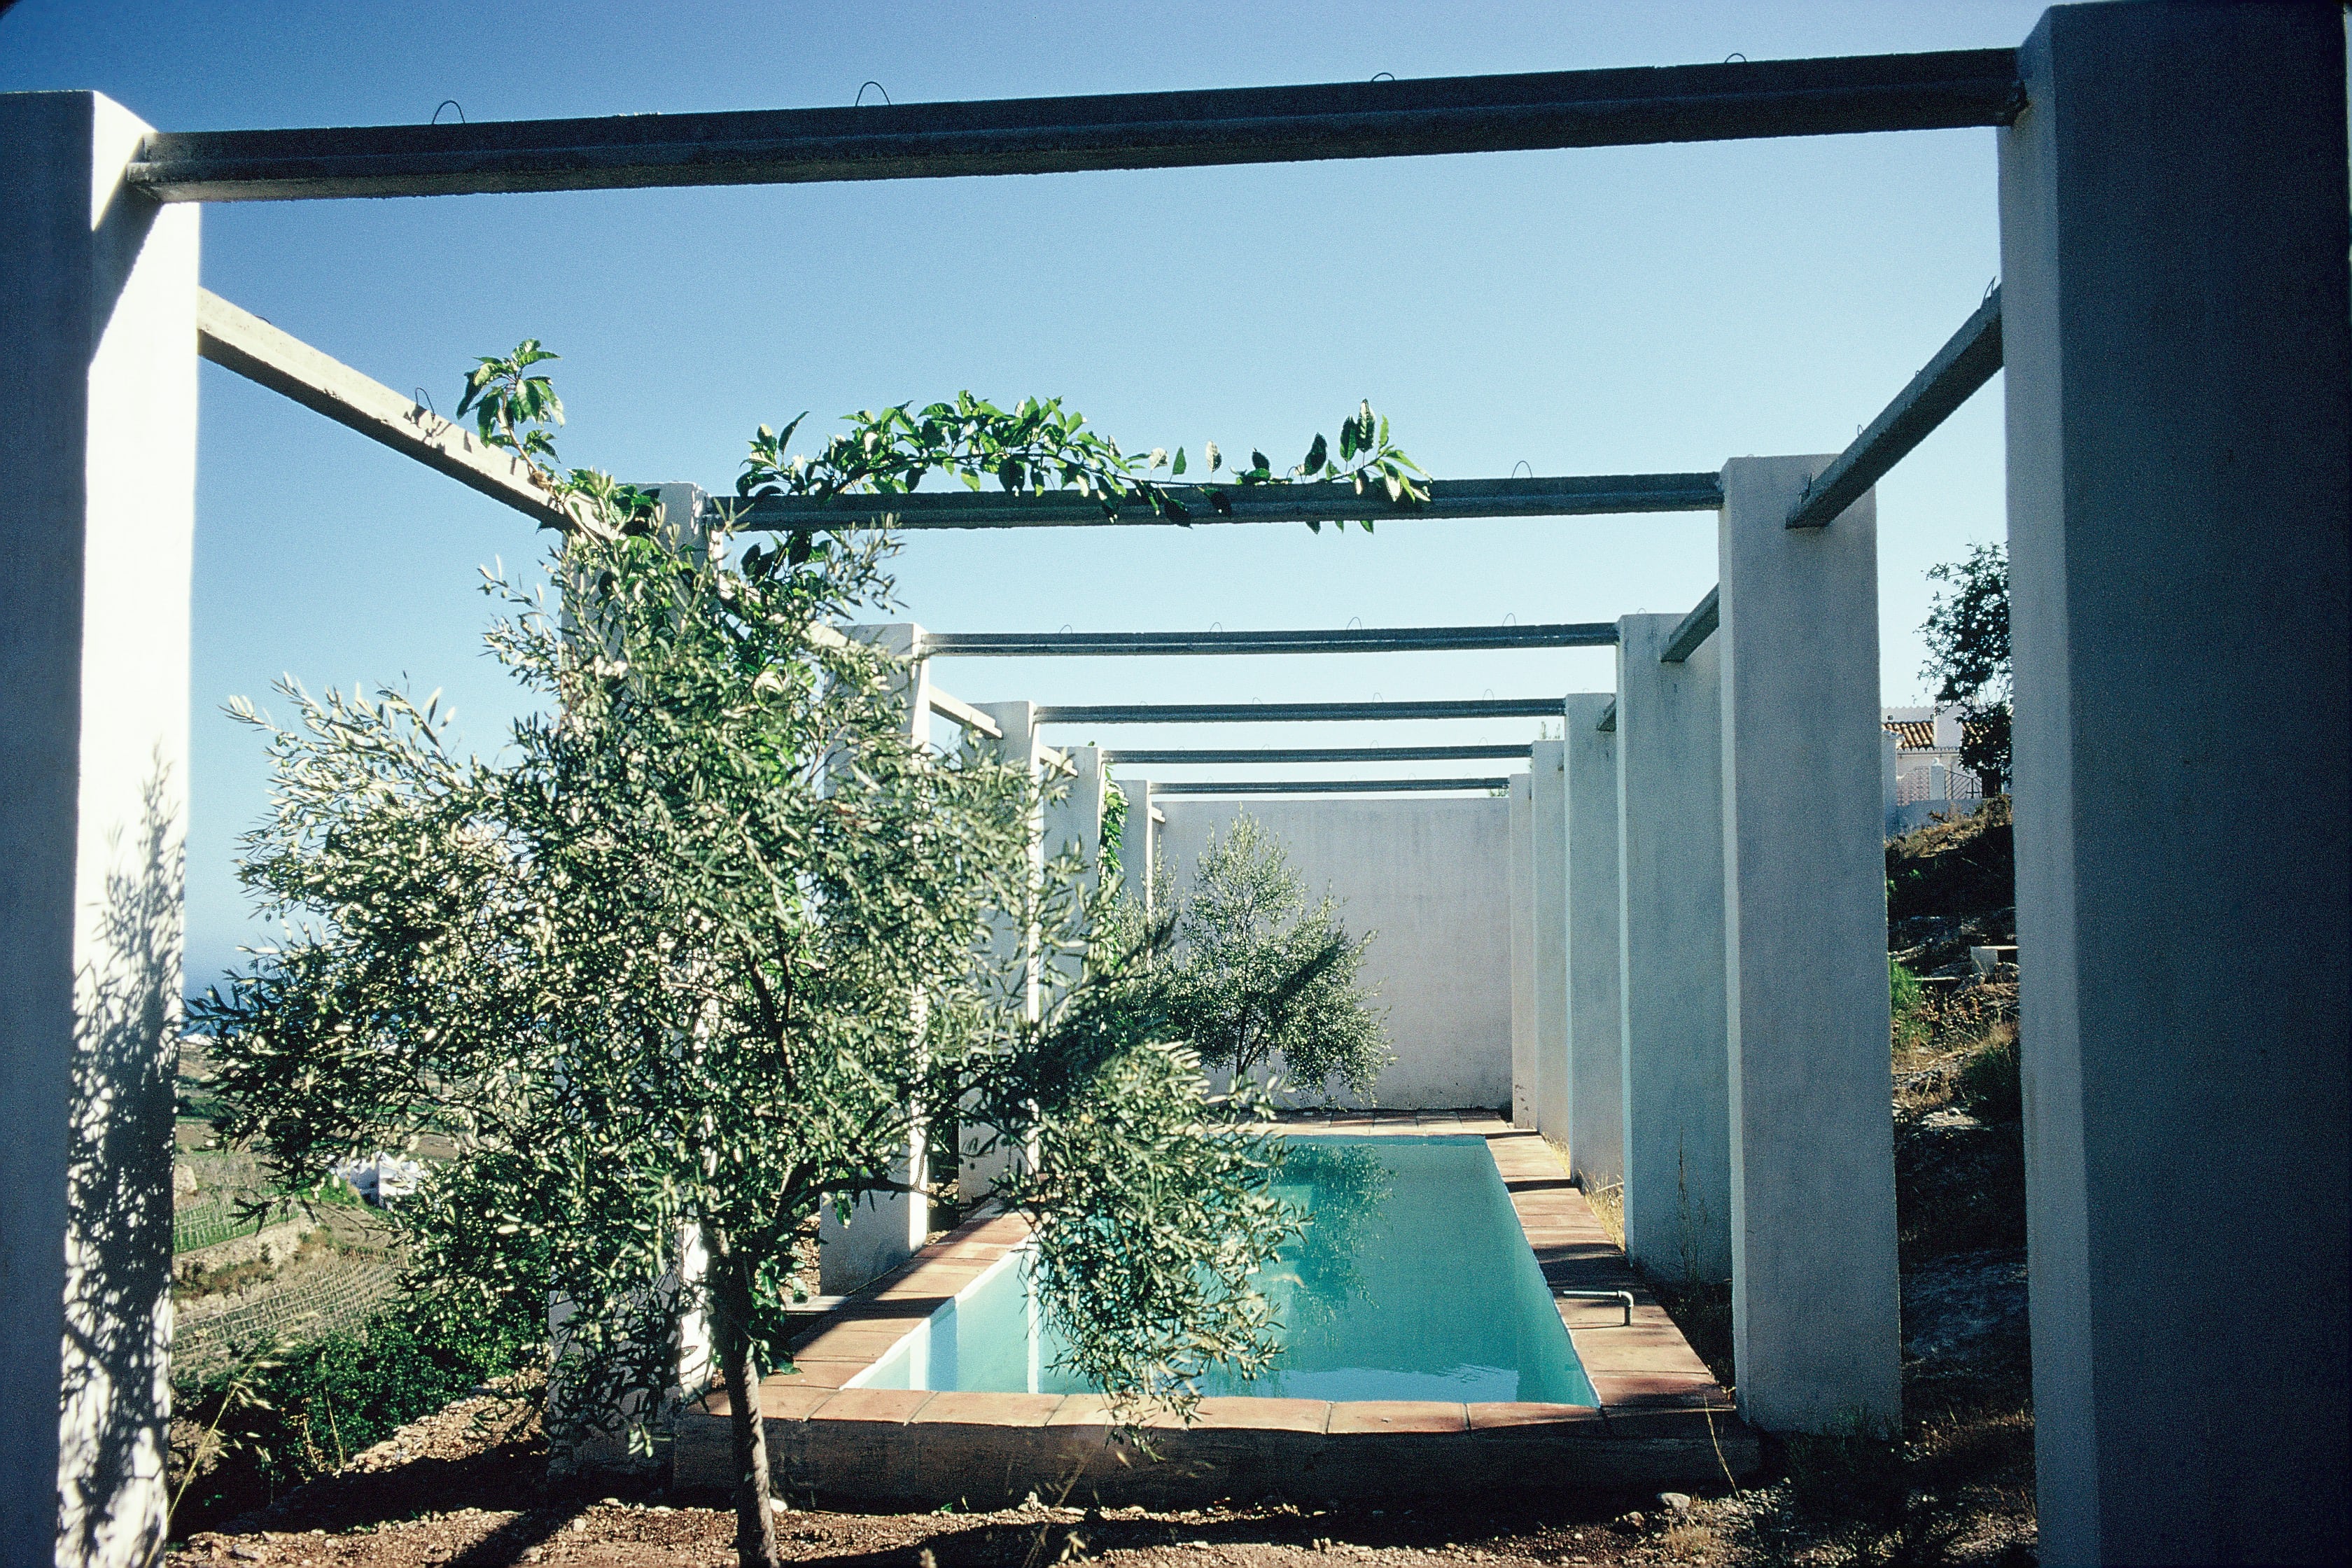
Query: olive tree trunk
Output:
[[709, 1265, 780, 1568]]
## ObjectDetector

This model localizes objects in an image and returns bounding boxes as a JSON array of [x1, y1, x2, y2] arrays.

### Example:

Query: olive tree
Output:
[[1155, 812, 1392, 1100], [193, 348, 1418, 1568]]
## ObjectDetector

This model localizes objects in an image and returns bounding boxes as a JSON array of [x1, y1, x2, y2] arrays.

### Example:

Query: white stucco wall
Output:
[[1153, 797, 1511, 1111]]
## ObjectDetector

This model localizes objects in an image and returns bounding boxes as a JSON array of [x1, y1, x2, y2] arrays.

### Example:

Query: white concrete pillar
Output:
[[1999, 5, 2348, 1560], [1717, 455, 1900, 1434], [1508, 775, 1535, 1128], [1614, 613, 1731, 1285], [1562, 695, 1623, 1192], [1042, 745, 1104, 889], [960, 701, 1045, 1200], [818, 622, 932, 1290], [1039, 743, 1101, 1003], [0, 90, 199, 1567], [850, 621, 930, 748], [1118, 776, 1156, 917], [1530, 741, 1569, 1137]]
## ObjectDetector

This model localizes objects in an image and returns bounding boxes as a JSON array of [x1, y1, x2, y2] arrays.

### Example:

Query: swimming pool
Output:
[[850, 1134, 1595, 1405]]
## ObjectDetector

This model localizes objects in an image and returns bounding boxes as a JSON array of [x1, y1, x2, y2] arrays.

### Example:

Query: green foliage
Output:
[[195, 347, 1323, 1567], [169, 1289, 528, 1534], [1955, 1033, 2022, 1123], [1889, 958, 1928, 1049], [1151, 813, 1392, 1100], [733, 392, 1425, 553], [1098, 774, 1126, 883], [1921, 542, 2012, 795]]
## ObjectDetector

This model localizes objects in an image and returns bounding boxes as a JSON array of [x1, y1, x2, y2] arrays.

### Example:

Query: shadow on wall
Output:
[[60, 762, 181, 1565]]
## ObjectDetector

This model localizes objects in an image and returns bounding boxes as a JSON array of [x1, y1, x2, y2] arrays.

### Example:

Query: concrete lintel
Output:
[[195, 288, 588, 533]]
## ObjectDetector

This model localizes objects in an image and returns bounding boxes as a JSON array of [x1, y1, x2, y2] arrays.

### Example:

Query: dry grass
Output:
[[1577, 1175, 1625, 1251]]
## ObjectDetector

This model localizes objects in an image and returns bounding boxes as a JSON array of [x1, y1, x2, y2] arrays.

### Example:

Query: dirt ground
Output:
[[168, 1385, 2032, 1568]]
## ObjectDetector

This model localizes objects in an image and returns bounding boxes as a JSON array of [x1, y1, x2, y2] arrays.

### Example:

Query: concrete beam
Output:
[[1509, 775, 1536, 1130], [126, 51, 2022, 202], [1614, 614, 1730, 1285], [195, 288, 589, 533], [1785, 288, 2003, 531], [1658, 585, 1719, 664], [1103, 746, 1532, 765], [735, 476, 1719, 534], [1998, 4, 2348, 1559], [1035, 698, 1564, 724], [1530, 741, 1570, 1142], [1562, 694, 1623, 1193], [0, 90, 197, 1567], [926, 684, 1002, 740], [1717, 456, 1900, 1434], [1152, 777, 1513, 795], [927, 624, 1618, 657]]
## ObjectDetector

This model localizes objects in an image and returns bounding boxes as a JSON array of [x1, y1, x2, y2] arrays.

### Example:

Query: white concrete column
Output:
[[1039, 743, 1101, 1002], [960, 701, 1045, 1199], [1999, 6, 2348, 1560], [850, 621, 930, 748], [1717, 456, 1900, 1434], [818, 622, 932, 1290], [1118, 776, 1156, 916], [1614, 614, 1731, 1285], [0, 90, 199, 1567], [1508, 775, 1535, 1128], [1042, 745, 1104, 888], [1530, 741, 1569, 1138], [1562, 695, 1622, 1192]]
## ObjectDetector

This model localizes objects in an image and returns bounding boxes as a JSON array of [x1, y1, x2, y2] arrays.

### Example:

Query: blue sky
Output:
[[1, 0, 2043, 984]]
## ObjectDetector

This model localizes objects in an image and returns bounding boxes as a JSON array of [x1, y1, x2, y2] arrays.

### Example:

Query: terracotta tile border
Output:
[[675, 1113, 1757, 1504]]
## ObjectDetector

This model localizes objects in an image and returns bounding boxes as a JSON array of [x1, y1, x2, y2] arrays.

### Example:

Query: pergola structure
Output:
[[3, 5, 2344, 1564]]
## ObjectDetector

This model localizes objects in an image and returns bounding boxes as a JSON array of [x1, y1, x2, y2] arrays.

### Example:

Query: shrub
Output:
[[169, 1288, 532, 1534], [1955, 1030, 2022, 1122]]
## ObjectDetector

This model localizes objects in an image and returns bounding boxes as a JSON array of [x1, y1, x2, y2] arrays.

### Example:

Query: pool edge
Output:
[[676, 1114, 1759, 1503]]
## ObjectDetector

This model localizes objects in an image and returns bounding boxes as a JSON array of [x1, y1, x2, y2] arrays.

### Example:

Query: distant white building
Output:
[[1882, 704, 1990, 836]]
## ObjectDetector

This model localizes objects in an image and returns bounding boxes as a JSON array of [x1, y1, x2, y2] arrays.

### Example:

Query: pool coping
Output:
[[675, 1113, 1756, 1504]]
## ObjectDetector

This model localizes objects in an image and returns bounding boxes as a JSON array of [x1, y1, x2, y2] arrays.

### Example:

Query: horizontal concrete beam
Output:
[[195, 288, 588, 533], [725, 475, 1720, 532], [926, 686, 1001, 738], [1659, 585, 1720, 663], [127, 50, 2021, 202], [1154, 777, 1511, 795], [1102, 744, 1533, 764], [1786, 286, 2003, 529], [925, 622, 1617, 656], [1035, 698, 1566, 724]]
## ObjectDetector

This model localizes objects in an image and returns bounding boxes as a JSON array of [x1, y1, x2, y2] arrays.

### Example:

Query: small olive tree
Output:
[[195, 349, 1420, 1568], [1156, 813, 1392, 1100]]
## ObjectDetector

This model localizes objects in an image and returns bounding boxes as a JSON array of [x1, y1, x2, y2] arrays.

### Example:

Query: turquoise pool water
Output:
[[853, 1135, 1595, 1404]]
